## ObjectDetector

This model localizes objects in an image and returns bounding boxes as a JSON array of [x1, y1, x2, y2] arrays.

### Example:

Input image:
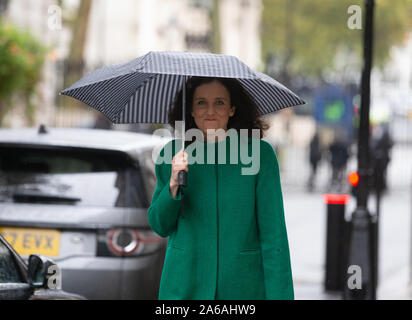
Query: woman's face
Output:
[[191, 80, 236, 137]]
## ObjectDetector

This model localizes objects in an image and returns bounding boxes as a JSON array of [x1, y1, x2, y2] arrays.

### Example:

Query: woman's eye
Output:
[[216, 100, 224, 105]]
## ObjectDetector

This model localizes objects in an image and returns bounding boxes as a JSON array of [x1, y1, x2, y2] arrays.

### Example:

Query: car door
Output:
[[0, 235, 32, 300]]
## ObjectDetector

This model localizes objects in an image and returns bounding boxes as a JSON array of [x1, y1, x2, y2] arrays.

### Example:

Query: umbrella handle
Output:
[[178, 170, 187, 187], [178, 170, 186, 219]]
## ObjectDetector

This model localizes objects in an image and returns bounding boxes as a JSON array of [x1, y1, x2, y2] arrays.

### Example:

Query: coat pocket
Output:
[[170, 244, 185, 251], [239, 247, 261, 255], [159, 246, 187, 299], [230, 249, 265, 299], [169, 232, 185, 251]]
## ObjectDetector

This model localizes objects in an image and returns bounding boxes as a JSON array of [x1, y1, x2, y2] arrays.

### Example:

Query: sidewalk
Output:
[[272, 137, 412, 300], [282, 186, 412, 300]]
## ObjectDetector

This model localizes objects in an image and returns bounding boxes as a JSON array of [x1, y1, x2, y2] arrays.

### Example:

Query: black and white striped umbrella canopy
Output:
[[60, 51, 305, 124]]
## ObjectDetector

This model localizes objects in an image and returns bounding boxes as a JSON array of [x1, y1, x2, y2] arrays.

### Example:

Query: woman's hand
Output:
[[170, 149, 188, 198]]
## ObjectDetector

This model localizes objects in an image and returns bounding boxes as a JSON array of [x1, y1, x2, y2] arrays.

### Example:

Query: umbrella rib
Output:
[[61, 53, 152, 94]]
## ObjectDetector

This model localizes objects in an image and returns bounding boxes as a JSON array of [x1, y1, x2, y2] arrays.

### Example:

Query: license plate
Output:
[[0, 227, 61, 257]]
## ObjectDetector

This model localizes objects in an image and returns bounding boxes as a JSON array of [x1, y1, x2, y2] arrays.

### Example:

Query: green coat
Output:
[[148, 135, 294, 300]]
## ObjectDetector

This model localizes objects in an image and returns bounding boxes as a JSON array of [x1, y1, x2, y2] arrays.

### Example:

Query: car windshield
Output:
[[0, 146, 147, 208]]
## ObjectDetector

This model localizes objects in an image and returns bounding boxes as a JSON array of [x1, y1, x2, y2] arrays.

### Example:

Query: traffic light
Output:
[[348, 171, 359, 197]]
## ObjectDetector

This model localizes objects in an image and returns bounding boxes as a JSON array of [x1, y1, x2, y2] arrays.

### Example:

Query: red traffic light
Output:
[[348, 171, 359, 187]]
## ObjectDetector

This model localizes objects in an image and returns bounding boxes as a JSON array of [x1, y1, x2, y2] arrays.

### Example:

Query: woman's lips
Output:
[[205, 119, 216, 121]]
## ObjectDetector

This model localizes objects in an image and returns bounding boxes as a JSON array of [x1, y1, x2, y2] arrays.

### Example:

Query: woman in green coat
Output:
[[148, 77, 294, 300]]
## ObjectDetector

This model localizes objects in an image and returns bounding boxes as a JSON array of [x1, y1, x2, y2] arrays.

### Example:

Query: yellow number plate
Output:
[[0, 227, 61, 257]]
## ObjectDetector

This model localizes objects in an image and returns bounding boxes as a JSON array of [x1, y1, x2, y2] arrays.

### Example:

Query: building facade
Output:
[[3, 0, 262, 128]]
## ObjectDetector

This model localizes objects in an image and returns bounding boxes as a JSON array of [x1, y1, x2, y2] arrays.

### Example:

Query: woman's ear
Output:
[[230, 106, 236, 117]]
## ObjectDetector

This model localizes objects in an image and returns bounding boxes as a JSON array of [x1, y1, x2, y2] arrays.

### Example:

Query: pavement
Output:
[[279, 143, 412, 300]]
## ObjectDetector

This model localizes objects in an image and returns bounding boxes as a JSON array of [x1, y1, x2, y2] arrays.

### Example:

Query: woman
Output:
[[148, 77, 294, 300]]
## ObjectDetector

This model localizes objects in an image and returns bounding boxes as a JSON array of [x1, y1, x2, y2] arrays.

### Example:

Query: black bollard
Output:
[[324, 193, 350, 291]]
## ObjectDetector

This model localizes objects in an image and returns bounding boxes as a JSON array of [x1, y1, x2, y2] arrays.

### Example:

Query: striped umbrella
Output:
[[60, 51, 305, 124], [61, 51, 305, 217]]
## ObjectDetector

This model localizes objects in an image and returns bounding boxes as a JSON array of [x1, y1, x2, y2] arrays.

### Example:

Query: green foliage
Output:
[[262, 0, 412, 83], [0, 20, 47, 125]]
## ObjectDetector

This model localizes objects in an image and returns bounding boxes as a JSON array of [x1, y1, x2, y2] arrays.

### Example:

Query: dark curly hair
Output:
[[168, 77, 269, 142]]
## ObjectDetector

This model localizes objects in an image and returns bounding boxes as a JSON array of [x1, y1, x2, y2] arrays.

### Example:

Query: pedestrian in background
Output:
[[307, 131, 323, 192], [371, 124, 394, 193], [328, 134, 350, 192]]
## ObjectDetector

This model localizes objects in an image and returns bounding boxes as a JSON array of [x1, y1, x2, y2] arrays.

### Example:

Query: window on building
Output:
[[188, 0, 212, 10], [0, 0, 9, 14]]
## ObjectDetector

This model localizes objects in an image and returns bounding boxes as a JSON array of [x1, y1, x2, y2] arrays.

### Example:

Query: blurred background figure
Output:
[[327, 133, 350, 192], [371, 124, 394, 194], [307, 130, 323, 192]]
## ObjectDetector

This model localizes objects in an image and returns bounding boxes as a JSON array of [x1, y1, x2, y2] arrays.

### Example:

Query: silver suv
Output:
[[0, 126, 168, 299]]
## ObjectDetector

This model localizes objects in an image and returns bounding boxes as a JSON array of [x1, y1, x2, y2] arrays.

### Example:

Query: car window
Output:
[[140, 150, 157, 201], [0, 147, 147, 208], [0, 239, 22, 283]]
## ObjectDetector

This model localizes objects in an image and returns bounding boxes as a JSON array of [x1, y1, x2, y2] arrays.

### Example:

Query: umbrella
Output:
[[60, 51, 305, 217]]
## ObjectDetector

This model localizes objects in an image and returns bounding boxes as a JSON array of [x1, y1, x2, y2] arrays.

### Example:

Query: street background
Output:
[[276, 114, 412, 299], [1, 0, 412, 299]]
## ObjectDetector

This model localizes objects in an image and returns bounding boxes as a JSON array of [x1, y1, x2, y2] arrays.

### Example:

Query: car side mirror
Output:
[[28, 254, 57, 288]]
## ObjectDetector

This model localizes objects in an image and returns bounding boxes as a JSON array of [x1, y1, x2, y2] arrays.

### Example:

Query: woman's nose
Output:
[[206, 104, 217, 115]]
